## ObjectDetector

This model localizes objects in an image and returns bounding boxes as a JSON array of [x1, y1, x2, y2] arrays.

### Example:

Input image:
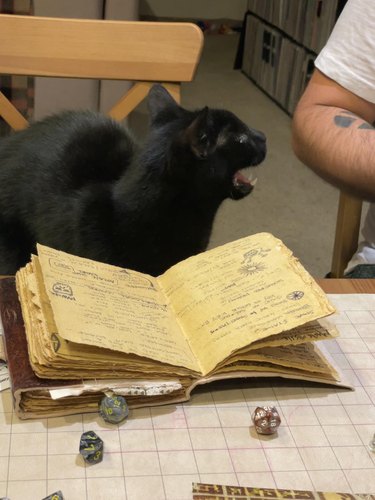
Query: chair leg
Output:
[[330, 191, 363, 278], [0, 91, 29, 130], [108, 82, 152, 121], [108, 82, 181, 122]]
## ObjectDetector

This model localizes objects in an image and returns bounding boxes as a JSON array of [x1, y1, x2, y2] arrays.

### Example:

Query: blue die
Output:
[[79, 430, 103, 464], [99, 395, 129, 424]]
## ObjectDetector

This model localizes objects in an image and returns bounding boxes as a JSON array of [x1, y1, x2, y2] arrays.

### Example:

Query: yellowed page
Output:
[[213, 360, 338, 381], [36, 244, 199, 372], [158, 233, 335, 375], [16, 259, 196, 380], [238, 319, 339, 352], [222, 343, 337, 376]]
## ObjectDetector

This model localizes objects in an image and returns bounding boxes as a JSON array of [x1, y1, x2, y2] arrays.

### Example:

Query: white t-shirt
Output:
[[315, 0, 375, 104], [314, 0, 375, 270]]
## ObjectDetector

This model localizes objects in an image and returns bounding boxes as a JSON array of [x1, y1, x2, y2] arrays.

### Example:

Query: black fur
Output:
[[0, 85, 266, 276]]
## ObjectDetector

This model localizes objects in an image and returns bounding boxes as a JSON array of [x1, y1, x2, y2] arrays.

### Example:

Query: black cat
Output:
[[0, 84, 266, 276]]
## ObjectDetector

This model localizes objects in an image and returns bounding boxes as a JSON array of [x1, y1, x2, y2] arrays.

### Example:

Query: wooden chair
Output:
[[330, 191, 363, 277], [0, 14, 203, 131]]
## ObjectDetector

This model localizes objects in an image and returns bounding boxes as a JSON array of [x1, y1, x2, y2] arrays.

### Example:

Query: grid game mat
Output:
[[0, 294, 375, 499]]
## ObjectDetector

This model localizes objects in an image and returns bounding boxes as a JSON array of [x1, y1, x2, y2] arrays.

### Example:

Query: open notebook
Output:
[[1, 233, 351, 419]]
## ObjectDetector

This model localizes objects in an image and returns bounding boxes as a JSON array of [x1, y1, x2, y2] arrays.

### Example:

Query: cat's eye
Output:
[[199, 133, 208, 142]]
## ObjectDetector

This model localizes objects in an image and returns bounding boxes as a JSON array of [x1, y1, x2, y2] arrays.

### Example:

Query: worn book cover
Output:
[[192, 482, 375, 499], [1, 233, 351, 419]]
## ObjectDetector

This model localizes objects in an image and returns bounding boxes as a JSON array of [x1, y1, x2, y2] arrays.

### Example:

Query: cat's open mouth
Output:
[[231, 167, 257, 200]]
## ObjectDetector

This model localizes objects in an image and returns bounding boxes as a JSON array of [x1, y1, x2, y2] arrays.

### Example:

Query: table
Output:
[[317, 279, 375, 294], [0, 279, 375, 499]]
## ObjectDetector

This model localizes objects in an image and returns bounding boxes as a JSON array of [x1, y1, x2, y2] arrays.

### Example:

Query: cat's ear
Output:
[[148, 84, 179, 122], [185, 107, 211, 159]]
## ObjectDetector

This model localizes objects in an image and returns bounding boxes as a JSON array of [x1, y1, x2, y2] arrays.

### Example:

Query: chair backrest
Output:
[[0, 14, 204, 130]]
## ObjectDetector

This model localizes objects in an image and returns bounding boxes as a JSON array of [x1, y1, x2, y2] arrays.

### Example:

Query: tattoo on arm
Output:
[[334, 110, 374, 129], [359, 122, 374, 129]]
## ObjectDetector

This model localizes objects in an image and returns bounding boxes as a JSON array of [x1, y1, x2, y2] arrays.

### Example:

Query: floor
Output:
[[172, 33, 365, 279]]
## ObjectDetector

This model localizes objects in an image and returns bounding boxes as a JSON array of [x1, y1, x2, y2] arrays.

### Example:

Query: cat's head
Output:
[[147, 84, 266, 200]]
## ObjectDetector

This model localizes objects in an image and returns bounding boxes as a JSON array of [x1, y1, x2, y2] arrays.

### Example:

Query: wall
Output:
[[32, 0, 139, 119], [140, 0, 248, 20]]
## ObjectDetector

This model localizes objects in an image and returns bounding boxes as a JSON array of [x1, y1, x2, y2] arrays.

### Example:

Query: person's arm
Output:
[[292, 69, 375, 201]]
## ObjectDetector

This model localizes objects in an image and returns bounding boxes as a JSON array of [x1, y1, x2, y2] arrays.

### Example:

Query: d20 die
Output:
[[252, 406, 281, 435]]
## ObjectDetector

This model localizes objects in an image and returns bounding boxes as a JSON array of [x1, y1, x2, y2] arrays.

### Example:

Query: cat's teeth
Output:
[[249, 177, 258, 187], [233, 167, 258, 187], [246, 169, 258, 186]]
